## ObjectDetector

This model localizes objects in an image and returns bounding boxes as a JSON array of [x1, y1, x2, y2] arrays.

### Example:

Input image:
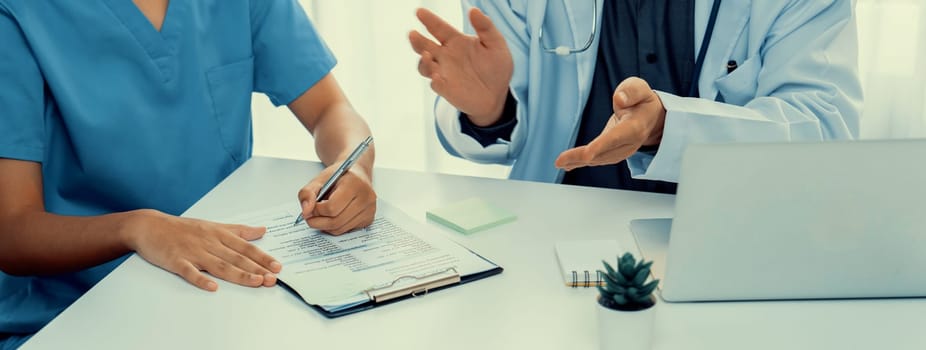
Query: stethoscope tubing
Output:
[[537, 0, 724, 98]]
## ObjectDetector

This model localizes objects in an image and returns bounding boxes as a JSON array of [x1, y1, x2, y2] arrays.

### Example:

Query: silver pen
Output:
[[293, 136, 374, 227]]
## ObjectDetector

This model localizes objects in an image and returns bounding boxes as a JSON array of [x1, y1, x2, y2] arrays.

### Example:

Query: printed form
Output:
[[224, 201, 498, 312]]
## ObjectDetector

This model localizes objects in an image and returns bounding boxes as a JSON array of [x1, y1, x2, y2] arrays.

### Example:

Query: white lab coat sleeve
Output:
[[626, 0, 862, 183], [434, 0, 530, 165]]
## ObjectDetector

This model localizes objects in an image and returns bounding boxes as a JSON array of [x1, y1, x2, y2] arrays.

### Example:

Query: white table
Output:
[[21, 157, 926, 349]]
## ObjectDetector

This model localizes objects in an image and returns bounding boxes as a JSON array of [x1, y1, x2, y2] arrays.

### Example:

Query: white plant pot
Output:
[[597, 299, 656, 350]]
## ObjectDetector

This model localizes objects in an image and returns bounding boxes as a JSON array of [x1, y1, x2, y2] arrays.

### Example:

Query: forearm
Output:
[[0, 209, 148, 276], [0, 160, 279, 290], [309, 103, 375, 177], [288, 74, 375, 178]]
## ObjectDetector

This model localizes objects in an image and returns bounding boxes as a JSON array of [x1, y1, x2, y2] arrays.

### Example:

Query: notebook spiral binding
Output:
[[569, 270, 603, 288]]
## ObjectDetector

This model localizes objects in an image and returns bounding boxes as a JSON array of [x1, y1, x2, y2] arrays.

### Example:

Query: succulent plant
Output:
[[597, 252, 659, 311]]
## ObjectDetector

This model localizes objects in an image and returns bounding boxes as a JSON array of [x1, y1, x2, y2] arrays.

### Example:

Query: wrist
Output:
[[643, 117, 664, 146], [353, 146, 375, 182], [466, 90, 509, 127], [118, 209, 162, 252], [641, 99, 667, 146], [349, 164, 374, 185]]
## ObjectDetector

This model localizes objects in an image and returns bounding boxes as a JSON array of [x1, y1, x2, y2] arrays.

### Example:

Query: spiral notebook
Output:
[[554, 240, 623, 288]]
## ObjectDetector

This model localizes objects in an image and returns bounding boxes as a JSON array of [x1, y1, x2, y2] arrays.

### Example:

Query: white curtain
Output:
[[251, 0, 510, 178], [252, 0, 926, 178], [857, 0, 926, 138]]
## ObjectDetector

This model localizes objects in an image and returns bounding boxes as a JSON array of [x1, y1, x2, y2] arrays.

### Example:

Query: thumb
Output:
[[469, 8, 505, 48], [613, 77, 653, 110]]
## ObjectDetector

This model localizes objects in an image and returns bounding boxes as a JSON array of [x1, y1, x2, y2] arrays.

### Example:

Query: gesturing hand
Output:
[[126, 211, 282, 292], [555, 77, 667, 171], [297, 165, 377, 236], [409, 7, 513, 126]]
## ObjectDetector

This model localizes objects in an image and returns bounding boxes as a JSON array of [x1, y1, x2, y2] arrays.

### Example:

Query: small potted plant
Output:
[[597, 252, 659, 350]]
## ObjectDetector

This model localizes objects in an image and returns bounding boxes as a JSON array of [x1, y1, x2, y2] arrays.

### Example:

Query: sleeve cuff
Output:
[[0, 144, 44, 163], [434, 96, 514, 165], [459, 92, 518, 147], [265, 56, 337, 106], [626, 91, 690, 182]]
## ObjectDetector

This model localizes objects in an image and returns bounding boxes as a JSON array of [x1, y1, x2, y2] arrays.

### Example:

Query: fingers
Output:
[[135, 214, 281, 292], [219, 234, 282, 274], [297, 182, 322, 222], [554, 146, 592, 171], [429, 72, 449, 96], [307, 189, 357, 233], [613, 77, 654, 109], [200, 254, 266, 288], [332, 204, 377, 236], [176, 261, 219, 292], [556, 143, 637, 171], [225, 224, 266, 241], [469, 8, 505, 48], [418, 51, 439, 78], [184, 230, 283, 289], [213, 249, 273, 287], [200, 232, 279, 288], [309, 201, 376, 236], [306, 172, 376, 235], [584, 139, 638, 167], [555, 119, 640, 171], [408, 30, 440, 55], [314, 186, 354, 219], [416, 8, 463, 44], [414, 46, 444, 93], [208, 247, 274, 287]]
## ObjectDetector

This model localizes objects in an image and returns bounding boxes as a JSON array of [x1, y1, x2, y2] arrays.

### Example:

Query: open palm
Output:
[[410, 8, 513, 126]]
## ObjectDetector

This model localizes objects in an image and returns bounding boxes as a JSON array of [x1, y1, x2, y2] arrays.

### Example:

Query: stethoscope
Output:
[[538, 0, 599, 56], [539, 0, 724, 97]]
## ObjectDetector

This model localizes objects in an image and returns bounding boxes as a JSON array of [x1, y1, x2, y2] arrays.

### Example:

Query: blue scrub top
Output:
[[0, 0, 335, 345]]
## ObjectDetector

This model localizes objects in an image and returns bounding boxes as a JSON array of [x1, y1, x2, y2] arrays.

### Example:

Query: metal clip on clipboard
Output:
[[363, 268, 461, 303]]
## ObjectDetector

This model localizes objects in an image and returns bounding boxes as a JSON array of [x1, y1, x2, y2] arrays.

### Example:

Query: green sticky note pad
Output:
[[426, 198, 517, 234]]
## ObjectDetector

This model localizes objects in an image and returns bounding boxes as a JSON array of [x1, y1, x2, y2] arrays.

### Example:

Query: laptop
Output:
[[631, 140, 926, 302]]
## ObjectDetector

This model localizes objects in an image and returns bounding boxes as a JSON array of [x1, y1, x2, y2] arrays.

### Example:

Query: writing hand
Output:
[[297, 165, 376, 236]]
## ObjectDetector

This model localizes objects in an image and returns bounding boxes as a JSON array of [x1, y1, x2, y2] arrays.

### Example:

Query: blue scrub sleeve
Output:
[[0, 7, 45, 162], [249, 0, 337, 106]]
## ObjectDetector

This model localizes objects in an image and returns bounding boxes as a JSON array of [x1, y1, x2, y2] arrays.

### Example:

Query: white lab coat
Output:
[[434, 0, 862, 184]]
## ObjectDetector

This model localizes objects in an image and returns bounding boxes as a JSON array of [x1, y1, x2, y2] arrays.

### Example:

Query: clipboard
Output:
[[279, 258, 503, 318], [233, 200, 504, 319]]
